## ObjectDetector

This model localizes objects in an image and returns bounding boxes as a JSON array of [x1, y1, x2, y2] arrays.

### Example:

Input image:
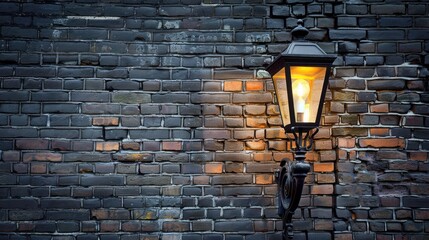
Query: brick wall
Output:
[[0, 0, 428, 239]]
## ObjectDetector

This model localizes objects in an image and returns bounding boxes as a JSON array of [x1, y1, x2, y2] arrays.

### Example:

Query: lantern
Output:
[[267, 20, 336, 240], [266, 20, 336, 133]]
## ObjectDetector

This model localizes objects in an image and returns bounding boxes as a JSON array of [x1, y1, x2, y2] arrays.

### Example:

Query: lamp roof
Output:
[[282, 41, 328, 56], [265, 19, 336, 76]]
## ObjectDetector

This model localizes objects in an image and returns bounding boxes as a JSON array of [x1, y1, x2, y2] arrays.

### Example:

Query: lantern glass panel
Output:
[[272, 68, 291, 127], [290, 66, 326, 124]]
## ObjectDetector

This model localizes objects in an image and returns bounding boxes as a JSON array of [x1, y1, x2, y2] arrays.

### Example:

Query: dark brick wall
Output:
[[0, 0, 428, 239]]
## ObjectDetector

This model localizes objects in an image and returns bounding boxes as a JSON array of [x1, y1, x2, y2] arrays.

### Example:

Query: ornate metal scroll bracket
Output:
[[275, 127, 318, 239]]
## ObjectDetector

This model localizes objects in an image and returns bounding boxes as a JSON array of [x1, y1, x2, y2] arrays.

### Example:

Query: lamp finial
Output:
[[291, 19, 309, 41]]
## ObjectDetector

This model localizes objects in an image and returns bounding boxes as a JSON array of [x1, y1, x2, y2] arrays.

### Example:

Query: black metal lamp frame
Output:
[[275, 126, 318, 239], [267, 19, 336, 240]]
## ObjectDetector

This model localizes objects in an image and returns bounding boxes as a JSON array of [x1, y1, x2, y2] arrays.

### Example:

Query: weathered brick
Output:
[[0, 1, 428, 239], [369, 104, 388, 114], [311, 184, 334, 195], [367, 79, 405, 90], [358, 138, 405, 148], [329, 30, 366, 40], [314, 163, 334, 173], [16, 139, 49, 150], [232, 93, 272, 103], [212, 175, 252, 185], [23, 152, 62, 162], [214, 221, 253, 232], [332, 127, 368, 137], [96, 142, 120, 151], [215, 152, 251, 162], [91, 209, 130, 220], [254, 174, 272, 185], [205, 163, 223, 174], [81, 175, 124, 186]]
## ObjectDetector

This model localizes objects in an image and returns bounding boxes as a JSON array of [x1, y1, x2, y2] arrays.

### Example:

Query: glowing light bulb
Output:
[[292, 79, 310, 122]]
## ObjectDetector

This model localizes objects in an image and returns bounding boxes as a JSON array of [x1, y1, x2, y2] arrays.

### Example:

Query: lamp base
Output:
[[276, 156, 310, 240]]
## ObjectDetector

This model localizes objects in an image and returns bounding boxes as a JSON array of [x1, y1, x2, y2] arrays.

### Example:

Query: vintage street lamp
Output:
[[265, 20, 336, 239]]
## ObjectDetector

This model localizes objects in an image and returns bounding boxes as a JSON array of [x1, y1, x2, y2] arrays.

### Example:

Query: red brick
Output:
[[370, 103, 389, 113], [358, 138, 405, 148], [337, 149, 348, 160], [246, 117, 267, 128], [315, 139, 333, 150], [306, 152, 319, 162], [311, 184, 334, 194], [337, 138, 355, 148], [92, 117, 119, 126], [324, 115, 339, 124], [143, 141, 160, 151], [205, 163, 223, 174], [245, 81, 264, 91], [162, 141, 182, 151], [266, 105, 279, 115], [370, 128, 389, 136], [122, 142, 140, 150], [409, 152, 427, 161], [256, 174, 273, 185], [245, 140, 266, 150], [113, 153, 152, 162], [224, 81, 242, 92], [349, 150, 357, 160], [254, 220, 274, 232], [23, 152, 62, 162], [265, 128, 286, 139], [268, 140, 286, 151], [96, 142, 120, 151], [273, 152, 293, 162], [16, 139, 49, 150], [245, 105, 266, 115], [253, 153, 273, 162], [314, 162, 334, 172]]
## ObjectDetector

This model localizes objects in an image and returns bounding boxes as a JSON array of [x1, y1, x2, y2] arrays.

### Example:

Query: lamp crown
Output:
[[291, 19, 309, 41]]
